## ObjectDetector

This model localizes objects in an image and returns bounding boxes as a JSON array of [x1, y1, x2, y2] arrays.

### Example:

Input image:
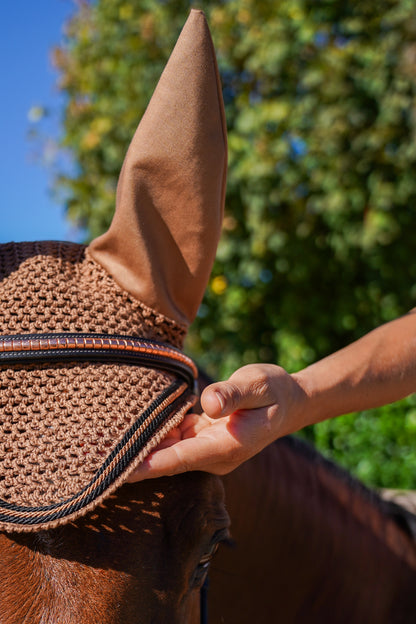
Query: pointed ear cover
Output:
[[89, 10, 227, 326]]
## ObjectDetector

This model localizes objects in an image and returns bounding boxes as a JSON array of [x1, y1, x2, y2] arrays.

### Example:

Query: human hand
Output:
[[127, 363, 306, 481]]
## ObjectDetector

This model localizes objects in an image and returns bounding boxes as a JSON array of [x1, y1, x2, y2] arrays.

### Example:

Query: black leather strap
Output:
[[0, 333, 198, 391]]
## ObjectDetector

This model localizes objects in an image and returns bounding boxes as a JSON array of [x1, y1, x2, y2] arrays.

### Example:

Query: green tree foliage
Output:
[[52, 0, 416, 487]]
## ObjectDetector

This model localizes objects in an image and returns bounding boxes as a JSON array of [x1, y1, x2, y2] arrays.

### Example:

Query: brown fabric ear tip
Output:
[[89, 10, 227, 327], [190, 8, 205, 17]]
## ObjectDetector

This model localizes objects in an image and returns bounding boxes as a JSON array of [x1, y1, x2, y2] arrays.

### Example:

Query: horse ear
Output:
[[89, 10, 227, 326]]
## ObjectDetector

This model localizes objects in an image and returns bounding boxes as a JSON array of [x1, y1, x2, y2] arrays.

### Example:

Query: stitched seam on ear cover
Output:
[[84, 247, 189, 339], [0, 381, 193, 530]]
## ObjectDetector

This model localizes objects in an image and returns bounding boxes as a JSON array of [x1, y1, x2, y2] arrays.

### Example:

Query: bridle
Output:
[[200, 576, 209, 624], [0, 332, 197, 390]]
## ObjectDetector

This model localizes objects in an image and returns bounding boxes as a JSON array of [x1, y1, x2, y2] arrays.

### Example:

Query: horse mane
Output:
[[281, 434, 416, 541]]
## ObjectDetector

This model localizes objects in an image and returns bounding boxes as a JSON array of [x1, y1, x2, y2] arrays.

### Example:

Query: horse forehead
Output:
[[0, 473, 226, 624], [115, 471, 226, 527], [127, 472, 228, 551], [48, 471, 226, 566], [0, 472, 226, 559], [156, 471, 226, 516]]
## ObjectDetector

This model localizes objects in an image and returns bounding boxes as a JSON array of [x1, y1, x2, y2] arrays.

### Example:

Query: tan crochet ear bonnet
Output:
[[0, 10, 227, 532]]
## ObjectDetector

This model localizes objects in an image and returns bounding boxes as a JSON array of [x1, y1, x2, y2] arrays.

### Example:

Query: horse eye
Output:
[[191, 544, 219, 589], [199, 542, 220, 568], [191, 530, 229, 589]]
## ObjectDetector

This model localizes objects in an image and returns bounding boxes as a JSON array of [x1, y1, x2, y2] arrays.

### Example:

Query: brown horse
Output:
[[5, 10, 415, 622], [210, 436, 416, 624], [0, 471, 228, 624], [0, 435, 415, 623]]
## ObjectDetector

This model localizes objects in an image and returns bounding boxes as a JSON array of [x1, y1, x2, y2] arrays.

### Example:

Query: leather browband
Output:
[[0, 333, 198, 391]]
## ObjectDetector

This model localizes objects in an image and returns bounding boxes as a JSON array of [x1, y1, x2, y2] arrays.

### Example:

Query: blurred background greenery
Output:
[[48, 0, 416, 488]]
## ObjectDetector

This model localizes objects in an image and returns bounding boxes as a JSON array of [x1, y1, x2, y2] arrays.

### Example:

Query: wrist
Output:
[[275, 370, 312, 437], [291, 360, 358, 427], [289, 367, 326, 431]]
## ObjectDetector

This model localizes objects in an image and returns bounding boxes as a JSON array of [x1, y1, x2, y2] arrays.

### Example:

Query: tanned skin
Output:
[[128, 311, 416, 480]]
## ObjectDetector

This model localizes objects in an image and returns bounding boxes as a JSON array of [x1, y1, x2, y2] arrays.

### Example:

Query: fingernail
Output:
[[214, 391, 225, 412]]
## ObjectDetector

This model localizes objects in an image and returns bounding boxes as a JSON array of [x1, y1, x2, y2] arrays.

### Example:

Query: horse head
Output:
[[0, 10, 228, 623], [0, 473, 228, 624]]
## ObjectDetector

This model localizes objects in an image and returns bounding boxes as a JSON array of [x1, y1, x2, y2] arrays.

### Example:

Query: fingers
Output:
[[127, 444, 193, 482], [127, 435, 227, 482], [201, 364, 281, 418], [127, 399, 279, 483], [126, 363, 297, 483]]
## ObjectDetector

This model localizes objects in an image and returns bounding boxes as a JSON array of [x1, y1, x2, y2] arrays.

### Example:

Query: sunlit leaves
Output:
[[52, 0, 416, 487]]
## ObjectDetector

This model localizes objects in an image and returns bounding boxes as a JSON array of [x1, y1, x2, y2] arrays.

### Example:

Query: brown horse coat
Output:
[[0, 436, 415, 623], [210, 437, 416, 623], [0, 472, 228, 624]]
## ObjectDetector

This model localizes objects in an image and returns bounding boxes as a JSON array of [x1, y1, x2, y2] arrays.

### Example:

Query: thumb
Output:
[[200, 364, 280, 418]]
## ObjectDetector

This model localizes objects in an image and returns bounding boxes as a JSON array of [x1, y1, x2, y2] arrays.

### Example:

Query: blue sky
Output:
[[0, 0, 82, 244]]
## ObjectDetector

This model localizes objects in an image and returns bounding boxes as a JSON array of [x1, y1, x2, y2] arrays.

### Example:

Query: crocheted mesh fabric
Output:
[[0, 241, 194, 527], [0, 242, 185, 344]]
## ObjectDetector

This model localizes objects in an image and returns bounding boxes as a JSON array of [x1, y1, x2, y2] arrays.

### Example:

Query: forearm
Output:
[[128, 311, 416, 481], [291, 310, 416, 430]]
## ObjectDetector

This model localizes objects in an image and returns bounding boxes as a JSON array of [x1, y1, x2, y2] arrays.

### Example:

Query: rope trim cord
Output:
[[0, 380, 191, 527], [0, 331, 198, 530]]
